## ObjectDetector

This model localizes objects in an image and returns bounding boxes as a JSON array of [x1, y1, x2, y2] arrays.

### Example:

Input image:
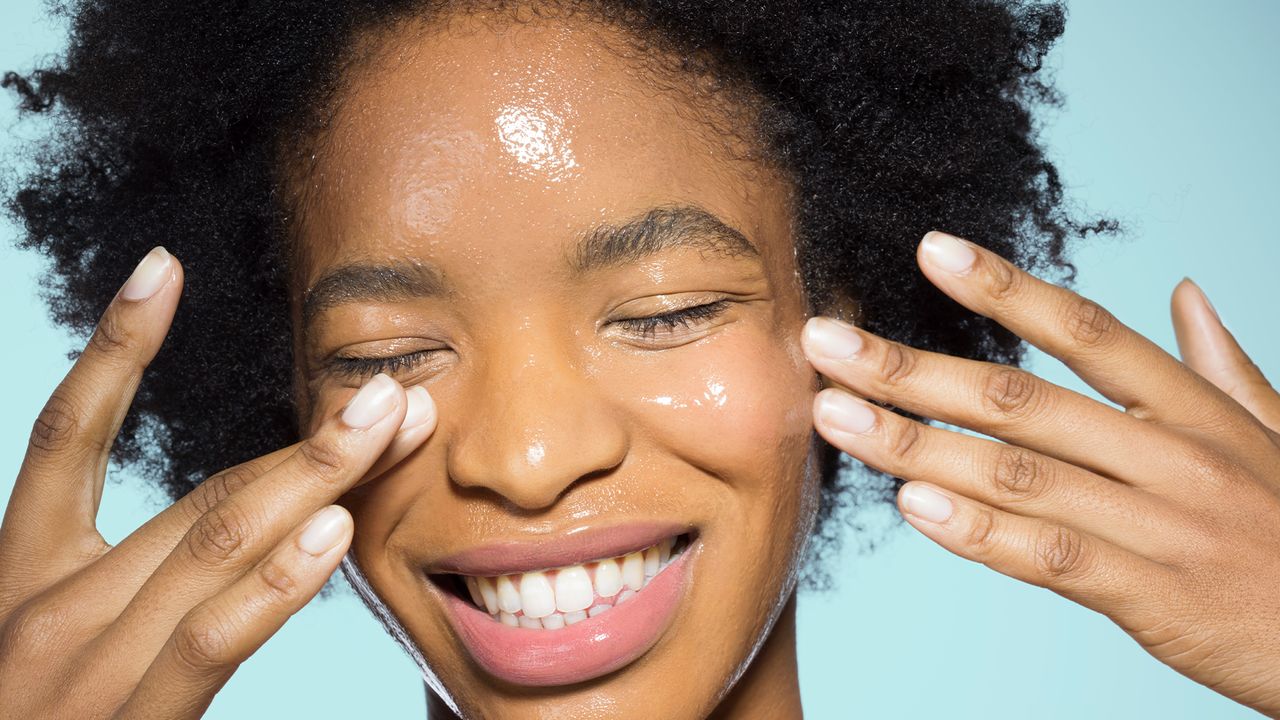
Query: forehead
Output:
[[294, 12, 791, 285]]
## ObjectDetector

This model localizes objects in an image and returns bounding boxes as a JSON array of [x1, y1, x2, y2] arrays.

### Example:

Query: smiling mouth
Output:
[[435, 533, 691, 630]]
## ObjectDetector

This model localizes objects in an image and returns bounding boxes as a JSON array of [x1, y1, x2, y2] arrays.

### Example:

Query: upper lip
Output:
[[428, 521, 692, 577]]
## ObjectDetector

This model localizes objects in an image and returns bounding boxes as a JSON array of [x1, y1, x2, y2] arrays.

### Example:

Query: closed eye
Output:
[[614, 299, 731, 340], [326, 299, 733, 378]]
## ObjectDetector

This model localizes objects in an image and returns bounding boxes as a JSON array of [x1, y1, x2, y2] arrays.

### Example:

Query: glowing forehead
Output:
[[494, 101, 579, 181]]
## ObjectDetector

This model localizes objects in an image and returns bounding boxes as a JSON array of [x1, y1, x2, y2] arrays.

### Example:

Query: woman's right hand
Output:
[[0, 247, 437, 719]]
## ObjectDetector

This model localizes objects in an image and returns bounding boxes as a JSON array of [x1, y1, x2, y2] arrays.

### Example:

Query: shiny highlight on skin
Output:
[[290, 9, 819, 719]]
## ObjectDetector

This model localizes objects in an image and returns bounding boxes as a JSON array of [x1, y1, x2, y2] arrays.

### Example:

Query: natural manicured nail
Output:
[[816, 391, 877, 434], [920, 232, 977, 275], [1186, 277, 1220, 323], [400, 385, 435, 431], [342, 373, 399, 428], [804, 317, 864, 360], [120, 246, 173, 301], [298, 505, 349, 555], [900, 483, 953, 523]]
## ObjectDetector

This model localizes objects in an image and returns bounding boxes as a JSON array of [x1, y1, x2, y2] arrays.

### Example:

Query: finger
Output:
[[1171, 278, 1280, 432], [915, 231, 1237, 426], [894, 479, 1175, 626], [92, 375, 430, 670], [46, 445, 297, 622], [32, 386, 434, 628], [112, 505, 352, 720], [802, 315, 1172, 486], [0, 247, 181, 584], [812, 389, 1178, 558]]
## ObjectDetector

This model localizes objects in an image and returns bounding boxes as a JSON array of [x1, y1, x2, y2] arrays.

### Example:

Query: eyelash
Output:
[[327, 300, 731, 378], [615, 299, 731, 339]]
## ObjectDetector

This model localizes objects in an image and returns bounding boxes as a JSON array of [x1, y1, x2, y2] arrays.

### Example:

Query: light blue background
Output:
[[2, 1, 1276, 717]]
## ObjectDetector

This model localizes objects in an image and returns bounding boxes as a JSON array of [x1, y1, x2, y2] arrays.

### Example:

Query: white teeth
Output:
[[476, 576, 499, 614], [555, 565, 594, 613], [456, 534, 688, 629], [621, 551, 645, 590], [658, 536, 673, 564], [520, 571, 556, 618], [643, 546, 660, 577], [593, 558, 622, 598], [464, 576, 485, 609], [496, 575, 522, 614]]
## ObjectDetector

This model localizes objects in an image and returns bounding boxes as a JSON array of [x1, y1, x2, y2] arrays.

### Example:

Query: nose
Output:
[[446, 327, 628, 510]]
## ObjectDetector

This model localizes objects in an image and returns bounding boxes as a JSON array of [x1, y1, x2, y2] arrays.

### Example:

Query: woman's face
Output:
[[290, 14, 821, 719]]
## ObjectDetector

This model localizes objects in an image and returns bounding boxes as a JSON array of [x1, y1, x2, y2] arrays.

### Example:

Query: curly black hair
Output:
[[3, 0, 1109, 588]]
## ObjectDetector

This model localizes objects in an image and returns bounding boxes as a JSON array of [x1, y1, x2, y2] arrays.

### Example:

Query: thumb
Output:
[[1171, 278, 1280, 431]]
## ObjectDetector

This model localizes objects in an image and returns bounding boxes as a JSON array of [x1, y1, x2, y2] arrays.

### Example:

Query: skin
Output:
[[291, 15, 816, 719], [1, 10, 1280, 720]]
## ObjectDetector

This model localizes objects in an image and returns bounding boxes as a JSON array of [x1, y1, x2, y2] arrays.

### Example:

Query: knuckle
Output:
[[29, 392, 80, 455], [186, 466, 254, 521], [0, 600, 68, 658], [1063, 296, 1117, 349], [184, 504, 251, 566], [87, 307, 137, 357], [982, 367, 1043, 419], [1178, 441, 1241, 494], [296, 436, 349, 480], [965, 507, 999, 553], [878, 343, 919, 389], [1034, 524, 1091, 579], [991, 446, 1049, 500], [172, 610, 236, 672], [257, 556, 300, 599], [984, 256, 1021, 302], [886, 419, 925, 464]]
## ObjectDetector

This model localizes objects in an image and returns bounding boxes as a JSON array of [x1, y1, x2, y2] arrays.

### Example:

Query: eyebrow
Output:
[[302, 261, 446, 325], [301, 204, 759, 325], [568, 204, 759, 274]]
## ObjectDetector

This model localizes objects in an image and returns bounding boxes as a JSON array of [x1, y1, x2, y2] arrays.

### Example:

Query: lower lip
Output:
[[440, 544, 693, 687]]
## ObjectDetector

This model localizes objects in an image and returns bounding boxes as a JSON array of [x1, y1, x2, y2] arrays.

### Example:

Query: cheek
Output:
[[615, 326, 815, 495]]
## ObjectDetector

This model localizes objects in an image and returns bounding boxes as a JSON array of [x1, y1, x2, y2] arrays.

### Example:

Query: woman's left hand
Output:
[[801, 231, 1280, 718]]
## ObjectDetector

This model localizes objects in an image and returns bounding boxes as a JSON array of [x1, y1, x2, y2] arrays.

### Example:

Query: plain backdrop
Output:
[[2, 1, 1277, 717]]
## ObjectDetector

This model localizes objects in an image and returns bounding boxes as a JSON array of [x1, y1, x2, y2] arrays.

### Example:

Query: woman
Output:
[[3, 0, 1279, 718]]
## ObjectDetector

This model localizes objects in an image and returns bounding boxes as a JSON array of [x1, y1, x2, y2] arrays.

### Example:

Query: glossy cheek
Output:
[[615, 320, 818, 613], [627, 330, 813, 489]]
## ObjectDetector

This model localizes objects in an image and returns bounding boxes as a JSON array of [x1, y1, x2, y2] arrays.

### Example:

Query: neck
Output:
[[426, 592, 803, 719]]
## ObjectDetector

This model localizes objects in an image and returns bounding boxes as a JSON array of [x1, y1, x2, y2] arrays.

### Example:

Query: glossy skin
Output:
[[290, 15, 816, 719], [2, 10, 1280, 720]]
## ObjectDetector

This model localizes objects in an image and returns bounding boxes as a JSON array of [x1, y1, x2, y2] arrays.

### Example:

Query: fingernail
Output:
[[400, 385, 436, 431], [816, 391, 877, 434], [804, 317, 864, 360], [120, 247, 173, 301], [1187, 278, 1221, 323], [342, 373, 399, 428], [920, 232, 977, 275], [900, 483, 953, 523], [298, 505, 349, 555]]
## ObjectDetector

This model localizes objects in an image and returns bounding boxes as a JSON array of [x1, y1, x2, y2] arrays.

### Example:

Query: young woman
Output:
[[3, 1, 1280, 718]]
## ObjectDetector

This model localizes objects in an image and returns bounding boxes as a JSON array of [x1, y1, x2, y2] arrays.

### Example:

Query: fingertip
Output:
[[298, 504, 353, 557], [898, 481, 955, 525], [400, 384, 437, 434], [918, 230, 978, 276], [341, 373, 405, 429]]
